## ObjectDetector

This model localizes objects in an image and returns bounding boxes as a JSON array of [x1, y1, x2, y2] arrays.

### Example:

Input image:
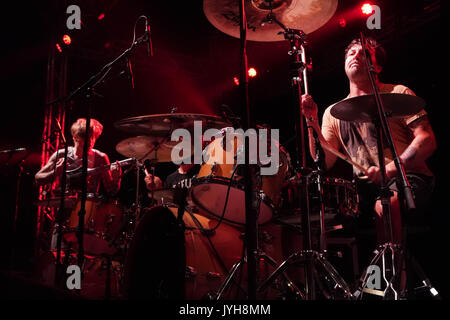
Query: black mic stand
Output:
[[354, 32, 440, 300], [51, 27, 150, 274], [256, 13, 353, 300], [53, 118, 70, 287], [238, 0, 259, 300]]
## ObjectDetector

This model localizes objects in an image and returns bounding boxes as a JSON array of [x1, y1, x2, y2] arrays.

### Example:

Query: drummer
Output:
[[35, 118, 122, 196], [301, 37, 437, 245]]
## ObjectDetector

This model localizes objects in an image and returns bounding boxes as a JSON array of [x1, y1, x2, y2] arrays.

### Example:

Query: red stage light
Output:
[[62, 34, 71, 45], [233, 77, 239, 86], [56, 43, 62, 53], [98, 13, 105, 20], [338, 18, 347, 28], [361, 3, 374, 15], [248, 67, 257, 78]]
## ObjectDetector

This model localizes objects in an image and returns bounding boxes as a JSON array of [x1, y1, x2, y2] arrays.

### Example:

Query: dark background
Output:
[[0, 0, 446, 298]]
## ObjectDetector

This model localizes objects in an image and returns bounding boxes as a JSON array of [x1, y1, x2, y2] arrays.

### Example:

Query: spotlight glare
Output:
[[361, 3, 374, 15], [248, 67, 257, 78], [62, 34, 71, 45]]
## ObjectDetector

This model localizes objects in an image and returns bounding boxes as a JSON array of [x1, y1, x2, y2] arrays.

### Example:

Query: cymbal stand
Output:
[[208, 170, 304, 300], [237, 0, 259, 300], [258, 13, 353, 299], [353, 32, 440, 300]]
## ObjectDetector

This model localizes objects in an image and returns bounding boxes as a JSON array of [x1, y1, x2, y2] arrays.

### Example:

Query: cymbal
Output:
[[330, 93, 426, 123], [115, 135, 192, 162], [149, 188, 194, 206], [114, 113, 232, 136], [203, 0, 338, 42]]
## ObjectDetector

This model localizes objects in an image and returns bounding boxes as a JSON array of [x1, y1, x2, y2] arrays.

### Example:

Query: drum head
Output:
[[190, 178, 273, 225], [122, 206, 186, 299]]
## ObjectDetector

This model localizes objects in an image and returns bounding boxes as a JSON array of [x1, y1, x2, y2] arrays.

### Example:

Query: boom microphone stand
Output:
[[50, 19, 152, 272], [353, 32, 440, 300], [257, 12, 353, 300]]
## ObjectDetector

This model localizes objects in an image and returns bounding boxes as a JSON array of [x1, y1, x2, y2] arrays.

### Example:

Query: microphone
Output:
[[145, 19, 153, 57]]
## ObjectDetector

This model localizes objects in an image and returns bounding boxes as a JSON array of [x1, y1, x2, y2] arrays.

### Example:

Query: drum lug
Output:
[[186, 266, 197, 279]]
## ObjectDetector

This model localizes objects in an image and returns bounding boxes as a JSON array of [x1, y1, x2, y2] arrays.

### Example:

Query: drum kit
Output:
[[33, 0, 437, 300]]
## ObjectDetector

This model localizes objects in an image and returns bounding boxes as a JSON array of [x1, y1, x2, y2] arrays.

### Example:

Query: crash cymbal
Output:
[[114, 113, 232, 136], [330, 93, 426, 123], [203, 0, 338, 42], [116, 135, 192, 162]]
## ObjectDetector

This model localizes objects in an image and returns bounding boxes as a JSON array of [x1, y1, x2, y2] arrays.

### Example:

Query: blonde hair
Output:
[[71, 118, 103, 140]]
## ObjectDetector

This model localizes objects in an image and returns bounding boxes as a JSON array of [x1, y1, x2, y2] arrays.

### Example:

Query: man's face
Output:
[[344, 43, 381, 81], [74, 134, 96, 150]]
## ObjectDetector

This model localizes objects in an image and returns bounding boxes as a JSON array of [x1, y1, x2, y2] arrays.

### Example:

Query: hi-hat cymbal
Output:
[[115, 135, 192, 162], [114, 113, 232, 136], [148, 188, 194, 206], [330, 93, 426, 123], [203, 0, 338, 42]]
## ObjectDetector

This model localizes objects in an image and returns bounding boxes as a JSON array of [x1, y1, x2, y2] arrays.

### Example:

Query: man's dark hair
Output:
[[344, 37, 387, 70]]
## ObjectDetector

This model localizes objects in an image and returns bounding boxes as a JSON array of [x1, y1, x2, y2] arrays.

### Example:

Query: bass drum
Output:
[[191, 131, 291, 225], [121, 205, 244, 299]]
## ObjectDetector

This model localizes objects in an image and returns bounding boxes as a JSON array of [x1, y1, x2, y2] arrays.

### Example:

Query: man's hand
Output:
[[301, 94, 319, 122], [367, 166, 382, 185], [110, 161, 122, 181], [367, 163, 397, 185], [144, 173, 163, 191]]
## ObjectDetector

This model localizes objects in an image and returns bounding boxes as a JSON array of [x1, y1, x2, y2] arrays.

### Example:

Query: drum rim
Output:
[[189, 176, 275, 225]]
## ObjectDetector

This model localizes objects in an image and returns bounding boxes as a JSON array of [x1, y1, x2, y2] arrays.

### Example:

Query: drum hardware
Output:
[[246, 12, 352, 300], [349, 33, 440, 300], [198, 165, 302, 300]]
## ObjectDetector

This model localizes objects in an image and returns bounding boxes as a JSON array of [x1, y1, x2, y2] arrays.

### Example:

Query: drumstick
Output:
[[320, 143, 370, 177], [307, 121, 370, 177]]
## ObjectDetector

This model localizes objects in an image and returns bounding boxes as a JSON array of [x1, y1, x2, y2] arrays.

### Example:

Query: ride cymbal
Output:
[[114, 113, 231, 136], [203, 0, 338, 42], [115, 135, 191, 162]]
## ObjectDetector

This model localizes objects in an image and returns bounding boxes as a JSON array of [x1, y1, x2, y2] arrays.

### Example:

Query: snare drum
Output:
[[64, 196, 125, 255], [190, 132, 291, 225]]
